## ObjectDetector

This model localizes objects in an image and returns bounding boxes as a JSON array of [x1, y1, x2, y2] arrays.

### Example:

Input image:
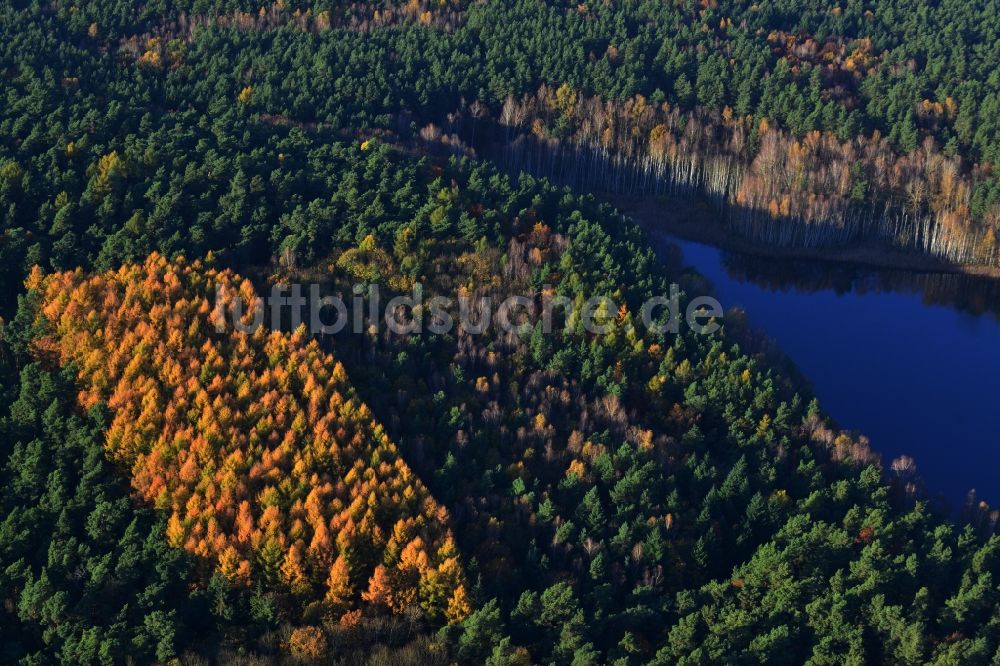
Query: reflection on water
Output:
[[717, 251, 1000, 322], [653, 231, 1000, 508]]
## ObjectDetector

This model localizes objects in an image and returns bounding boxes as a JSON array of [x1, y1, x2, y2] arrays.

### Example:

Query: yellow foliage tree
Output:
[[29, 253, 468, 622]]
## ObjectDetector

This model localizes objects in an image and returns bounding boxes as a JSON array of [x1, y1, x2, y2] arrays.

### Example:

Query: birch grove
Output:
[[449, 87, 1000, 266]]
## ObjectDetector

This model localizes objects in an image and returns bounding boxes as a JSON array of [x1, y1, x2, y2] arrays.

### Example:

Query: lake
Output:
[[653, 232, 1000, 509]]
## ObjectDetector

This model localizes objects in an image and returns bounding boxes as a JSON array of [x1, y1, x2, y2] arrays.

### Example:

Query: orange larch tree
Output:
[[27, 253, 468, 623]]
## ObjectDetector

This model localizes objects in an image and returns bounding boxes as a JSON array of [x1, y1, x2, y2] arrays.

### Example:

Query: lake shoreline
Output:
[[655, 227, 1000, 511], [615, 194, 1000, 281]]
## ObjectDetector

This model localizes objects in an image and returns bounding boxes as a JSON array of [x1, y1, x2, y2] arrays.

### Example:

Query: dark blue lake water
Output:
[[656, 233, 1000, 508]]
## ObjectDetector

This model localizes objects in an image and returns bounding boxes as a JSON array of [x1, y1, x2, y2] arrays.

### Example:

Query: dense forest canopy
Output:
[[26, 253, 470, 625], [3, 0, 1000, 283], [4, 137, 1000, 664], [3, 0, 1000, 664]]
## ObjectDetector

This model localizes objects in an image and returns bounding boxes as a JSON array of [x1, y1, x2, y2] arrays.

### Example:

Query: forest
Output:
[[4, 0, 1000, 663]]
